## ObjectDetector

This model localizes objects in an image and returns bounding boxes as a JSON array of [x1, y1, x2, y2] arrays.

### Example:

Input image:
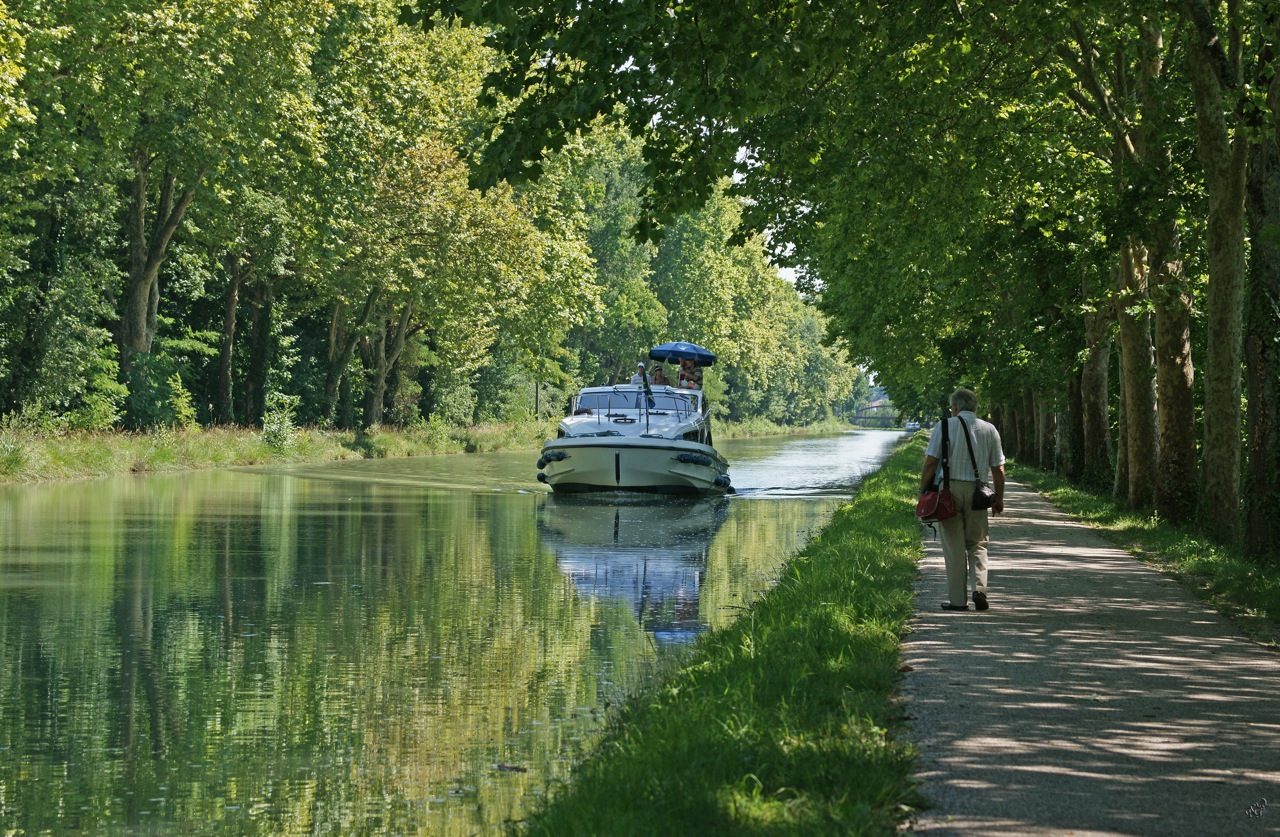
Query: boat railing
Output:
[[569, 386, 701, 425]]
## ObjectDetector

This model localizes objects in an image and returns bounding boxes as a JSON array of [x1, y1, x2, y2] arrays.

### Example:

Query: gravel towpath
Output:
[[903, 479, 1280, 836]]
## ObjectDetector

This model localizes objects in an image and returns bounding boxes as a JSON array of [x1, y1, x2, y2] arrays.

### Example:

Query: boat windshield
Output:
[[573, 389, 698, 416]]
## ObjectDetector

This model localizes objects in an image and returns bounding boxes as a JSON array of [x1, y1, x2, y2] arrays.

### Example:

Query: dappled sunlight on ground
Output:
[[904, 481, 1280, 836]]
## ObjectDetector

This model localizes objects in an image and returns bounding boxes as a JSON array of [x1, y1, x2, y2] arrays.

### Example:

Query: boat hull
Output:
[[538, 437, 730, 496]]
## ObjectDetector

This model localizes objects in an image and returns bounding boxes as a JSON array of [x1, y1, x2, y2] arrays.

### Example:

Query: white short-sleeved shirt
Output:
[[925, 411, 1005, 484]]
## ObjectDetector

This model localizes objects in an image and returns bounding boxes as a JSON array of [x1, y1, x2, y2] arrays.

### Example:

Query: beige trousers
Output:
[[938, 480, 989, 605]]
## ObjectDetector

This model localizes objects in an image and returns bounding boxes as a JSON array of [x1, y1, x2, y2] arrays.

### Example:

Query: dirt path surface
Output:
[[903, 480, 1280, 836]]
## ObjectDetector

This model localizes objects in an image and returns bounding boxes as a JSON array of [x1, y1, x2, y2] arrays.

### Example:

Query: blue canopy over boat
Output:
[[648, 341, 716, 366]]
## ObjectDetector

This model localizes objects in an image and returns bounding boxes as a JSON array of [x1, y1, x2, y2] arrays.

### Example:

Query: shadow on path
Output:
[[904, 480, 1280, 836]]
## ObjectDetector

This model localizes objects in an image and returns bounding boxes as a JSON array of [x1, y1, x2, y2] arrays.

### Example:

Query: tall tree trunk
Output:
[[359, 326, 387, 429], [1082, 310, 1114, 488], [216, 253, 244, 425], [1182, 0, 1249, 541], [360, 304, 415, 429], [1149, 224, 1197, 522], [1060, 371, 1086, 480], [1152, 289, 1196, 515], [1008, 402, 1022, 459], [1035, 391, 1054, 470], [1244, 99, 1280, 560], [324, 288, 382, 420], [1131, 20, 1199, 523], [1114, 342, 1129, 501], [1116, 240, 1158, 507], [118, 151, 202, 373], [244, 277, 274, 428], [1020, 392, 1036, 464], [1002, 402, 1019, 460]]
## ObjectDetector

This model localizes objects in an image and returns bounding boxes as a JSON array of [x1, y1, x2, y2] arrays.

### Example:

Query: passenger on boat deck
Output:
[[678, 359, 702, 389], [649, 364, 668, 386], [630, 363, 646, 384]]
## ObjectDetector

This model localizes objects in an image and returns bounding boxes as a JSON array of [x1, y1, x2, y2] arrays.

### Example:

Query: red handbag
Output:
[[916, 411, 958, 523], [916, 487, 957, 522]]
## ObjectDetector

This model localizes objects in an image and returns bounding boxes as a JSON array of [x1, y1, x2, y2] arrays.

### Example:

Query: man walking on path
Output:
[[904, 479, 1280, 835], [919, 388, 1006, 612]]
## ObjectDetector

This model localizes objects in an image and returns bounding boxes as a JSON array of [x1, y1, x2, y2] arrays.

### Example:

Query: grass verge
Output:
[[1013, 462, 1280, 648], [519, 437, 927, 836]]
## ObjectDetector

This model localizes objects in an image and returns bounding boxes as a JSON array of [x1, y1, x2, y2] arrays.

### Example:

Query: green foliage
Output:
[[0, 0, 870, 441], [424, 374, 477, 427], [260, 391, 300, 451], [122, 352, 169, 431], [407, 413, 455, 450], [167, 373, 198, 431]]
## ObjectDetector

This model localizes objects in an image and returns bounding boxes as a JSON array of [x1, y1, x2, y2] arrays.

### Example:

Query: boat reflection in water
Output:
[[537, 495, 730, 644]]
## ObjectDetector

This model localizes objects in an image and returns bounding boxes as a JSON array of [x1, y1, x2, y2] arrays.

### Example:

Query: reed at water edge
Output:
[[519, 436, 929, 836]]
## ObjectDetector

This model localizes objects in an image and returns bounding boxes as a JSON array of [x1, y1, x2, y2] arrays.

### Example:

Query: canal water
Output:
[[0, 430, 903, 835]]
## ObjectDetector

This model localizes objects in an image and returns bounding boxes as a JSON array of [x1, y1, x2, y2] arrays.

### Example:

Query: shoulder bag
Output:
[[957, 416, 997, 510], [916, 413, 958, 522]]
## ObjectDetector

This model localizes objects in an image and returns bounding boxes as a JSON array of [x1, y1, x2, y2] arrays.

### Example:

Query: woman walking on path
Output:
[[918, 388, 1006, 611]]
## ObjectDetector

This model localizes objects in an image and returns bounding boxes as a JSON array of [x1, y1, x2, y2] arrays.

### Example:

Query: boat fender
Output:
[[536, 472, 548, 483], [675, 452, 713, 467], [538, 450, 567, 469], [714, 474, 731, 488]]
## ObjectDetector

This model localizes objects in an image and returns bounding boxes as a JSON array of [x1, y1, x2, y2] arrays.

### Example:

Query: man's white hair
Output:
[[950, 388, 978, 413]]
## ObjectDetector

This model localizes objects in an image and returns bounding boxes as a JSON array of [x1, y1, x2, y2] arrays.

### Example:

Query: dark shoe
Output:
[[940, 603, 969, 611], [973, 591, 989, 611]]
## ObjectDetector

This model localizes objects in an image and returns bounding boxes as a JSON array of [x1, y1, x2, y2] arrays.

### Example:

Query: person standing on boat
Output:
[[678, 359, 702, 389], [917, 388, 1006, 612], [650, 365, 669, 386], [630, 363, 647, 384]]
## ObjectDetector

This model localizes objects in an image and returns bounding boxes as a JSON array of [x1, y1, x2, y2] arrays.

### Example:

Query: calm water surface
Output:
[[0, 430, 903, 835]]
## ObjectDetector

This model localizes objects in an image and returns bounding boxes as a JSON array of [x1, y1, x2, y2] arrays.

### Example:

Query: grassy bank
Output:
[[520, 437, 927, 836], [0, 419, 560, 483], [1014, 463, 1280, 647], [0, 417, 866, 484], [716, 416, 858, 439]]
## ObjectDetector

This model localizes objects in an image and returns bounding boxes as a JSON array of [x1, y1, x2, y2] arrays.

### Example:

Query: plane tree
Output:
[[415, 0, 1280, 557]]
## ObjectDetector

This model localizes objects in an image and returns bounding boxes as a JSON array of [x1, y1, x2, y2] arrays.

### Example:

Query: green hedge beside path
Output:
[[520, 437, 928, 836]]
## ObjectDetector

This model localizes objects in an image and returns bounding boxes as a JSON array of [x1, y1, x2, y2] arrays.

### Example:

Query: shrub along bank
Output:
[[520, 436, 927, 836]]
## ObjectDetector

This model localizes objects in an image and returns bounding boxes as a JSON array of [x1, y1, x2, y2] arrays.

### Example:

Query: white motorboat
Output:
[[536, 343, 731, 495]]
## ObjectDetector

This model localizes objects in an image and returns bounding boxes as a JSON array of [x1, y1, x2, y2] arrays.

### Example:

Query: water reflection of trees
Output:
[[0, 473, 648, 834], [0, 471, 839, 834]]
